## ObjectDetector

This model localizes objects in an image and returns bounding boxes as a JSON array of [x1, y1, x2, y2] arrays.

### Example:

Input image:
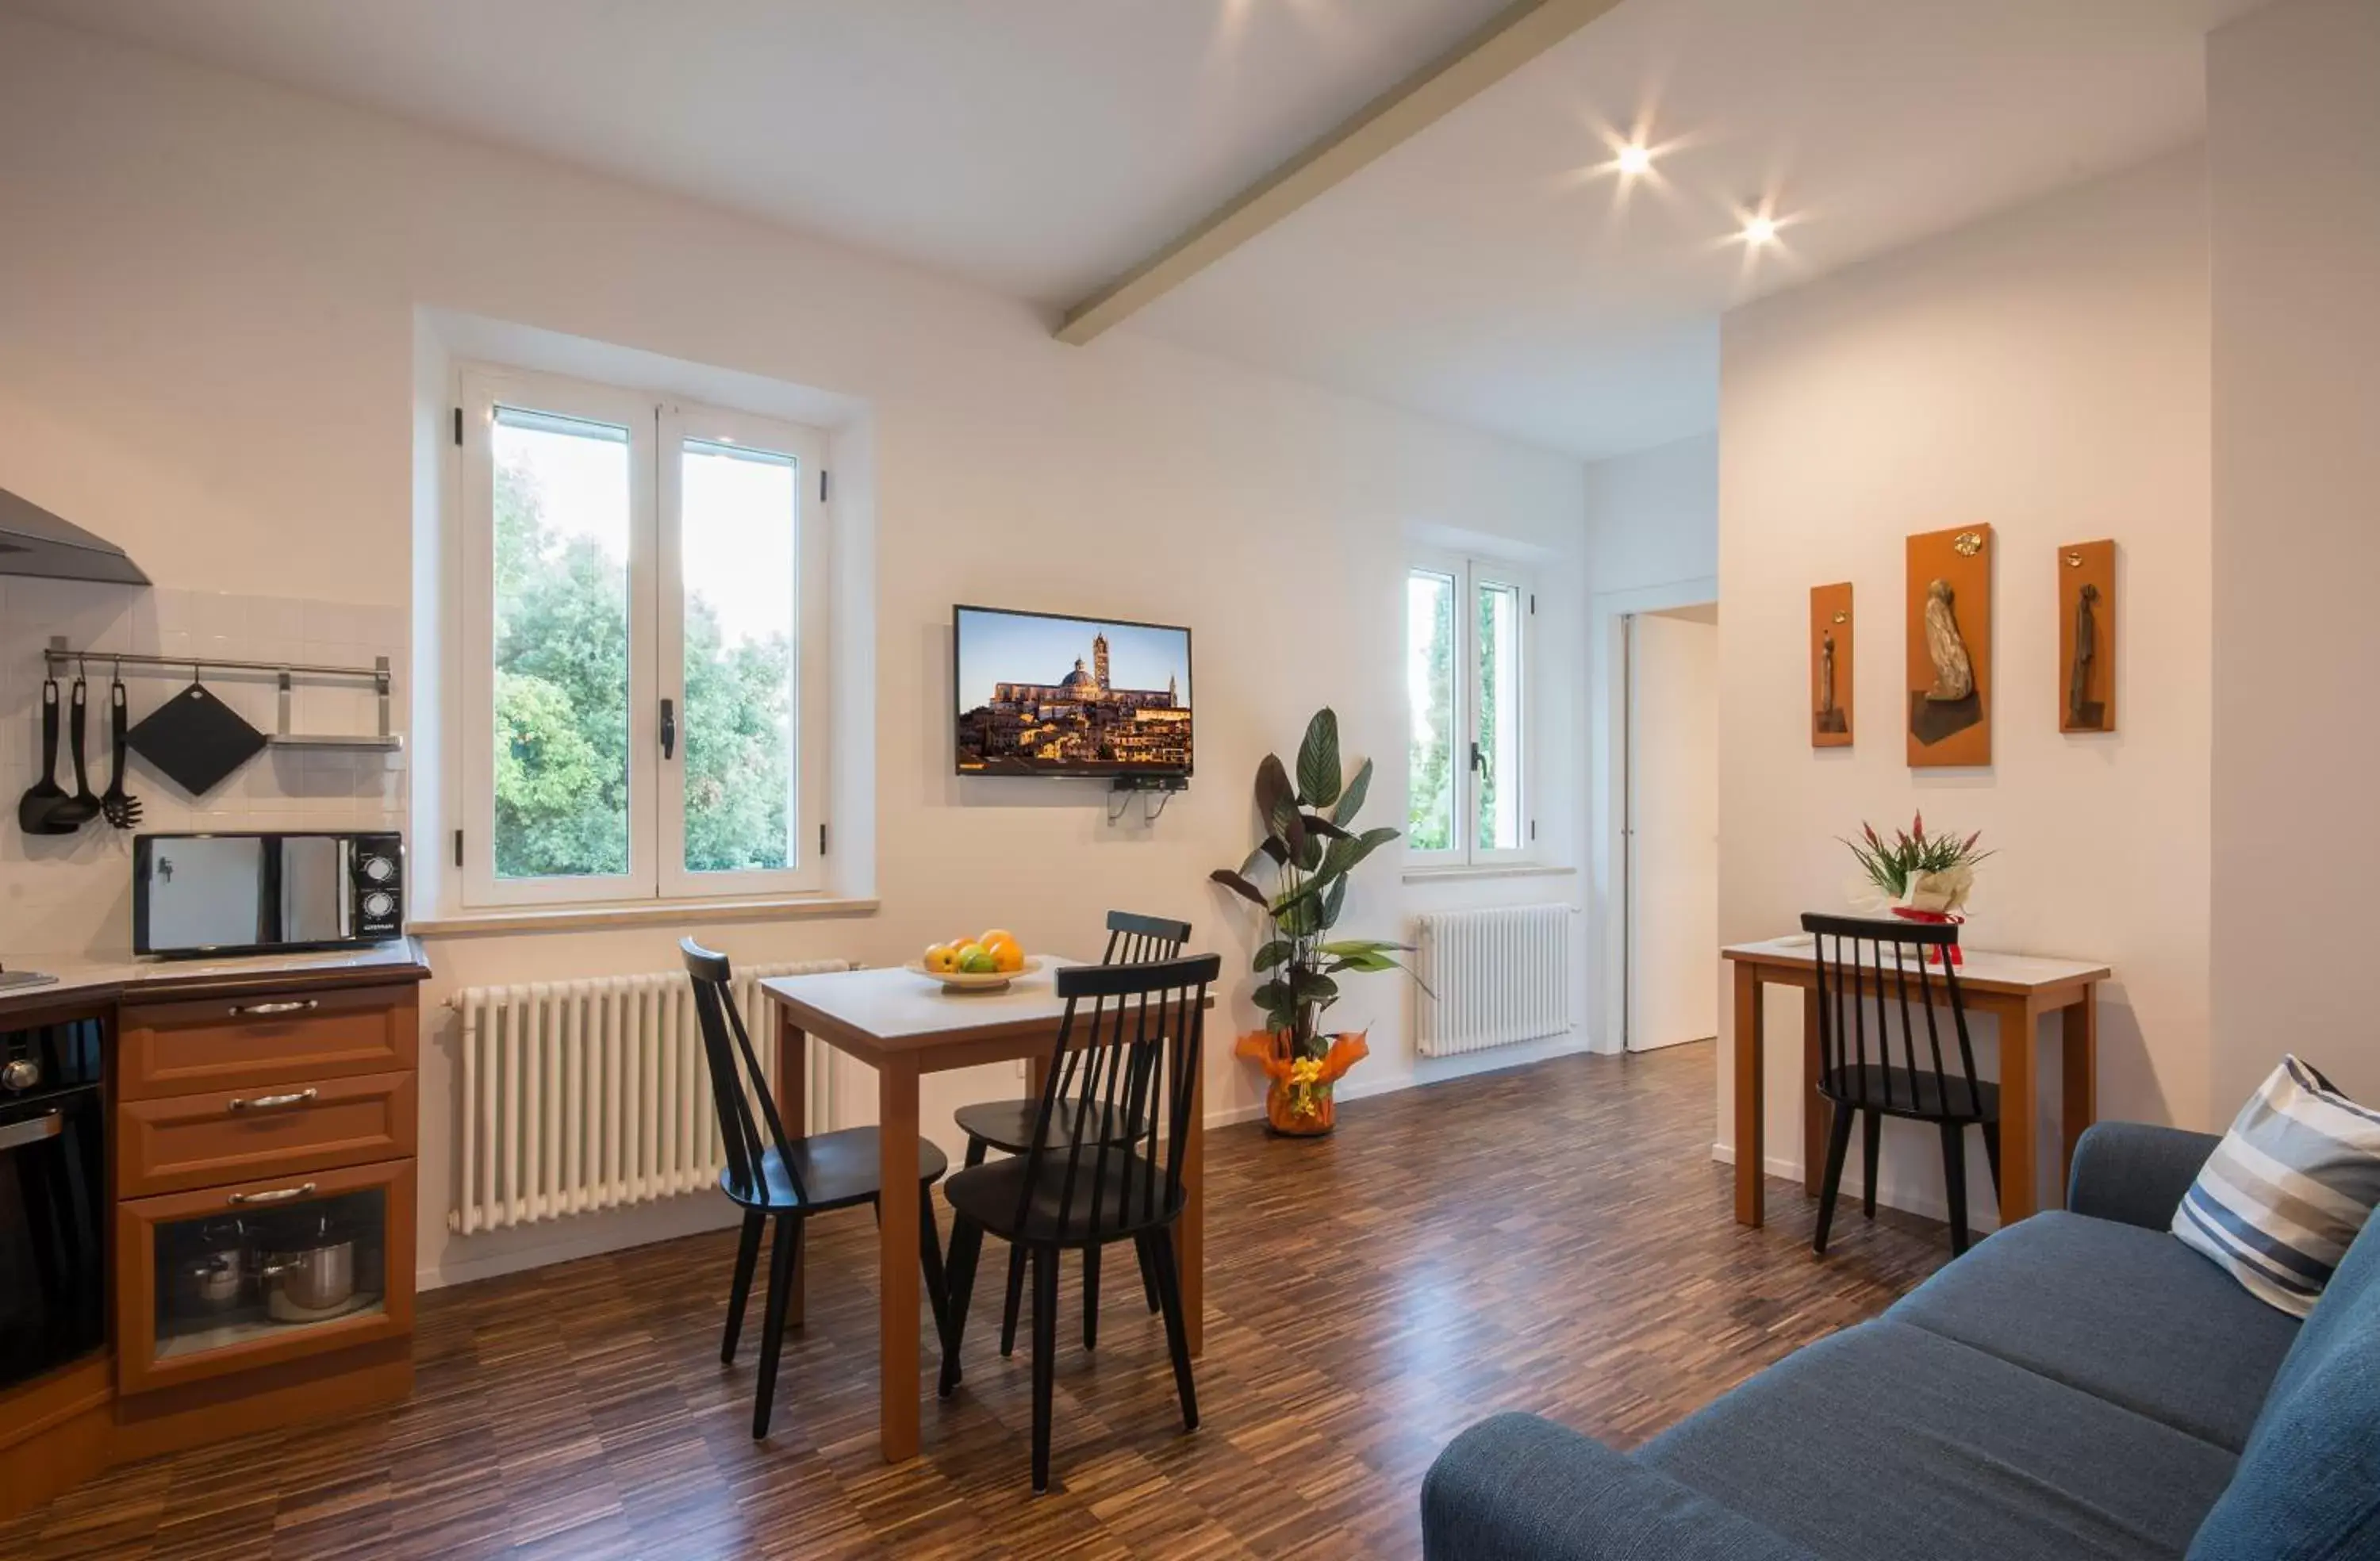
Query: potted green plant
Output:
[[1209, 709, 1415, 1135]]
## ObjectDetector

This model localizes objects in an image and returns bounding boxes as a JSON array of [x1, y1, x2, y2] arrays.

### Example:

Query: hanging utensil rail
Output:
[[42, 637, 399, 750]]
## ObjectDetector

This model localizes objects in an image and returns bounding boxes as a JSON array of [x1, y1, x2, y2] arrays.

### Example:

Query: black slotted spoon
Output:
[[101, 669, 141, 828]]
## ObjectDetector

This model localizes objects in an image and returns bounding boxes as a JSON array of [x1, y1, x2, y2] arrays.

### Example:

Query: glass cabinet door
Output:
[[118, 1159, 413, 1394]]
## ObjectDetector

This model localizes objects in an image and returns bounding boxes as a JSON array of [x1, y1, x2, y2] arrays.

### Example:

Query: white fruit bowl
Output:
[[904, 957, 1042, 993]]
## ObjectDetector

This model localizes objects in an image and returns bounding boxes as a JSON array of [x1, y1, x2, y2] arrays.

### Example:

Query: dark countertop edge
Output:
[[0, 938, 432, 1025]]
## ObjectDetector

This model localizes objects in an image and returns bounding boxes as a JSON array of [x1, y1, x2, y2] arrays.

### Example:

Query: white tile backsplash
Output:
[[0, 582, 407, 960]]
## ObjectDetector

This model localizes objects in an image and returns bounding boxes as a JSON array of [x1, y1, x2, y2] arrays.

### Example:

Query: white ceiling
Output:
[[10, 0, 2261, 459], [1135, 0, 2261, 457]]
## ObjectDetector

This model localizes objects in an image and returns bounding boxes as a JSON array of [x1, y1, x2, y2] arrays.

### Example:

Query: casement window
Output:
[[1405, 555, 1534, 867], [455, 365, 828, 906]]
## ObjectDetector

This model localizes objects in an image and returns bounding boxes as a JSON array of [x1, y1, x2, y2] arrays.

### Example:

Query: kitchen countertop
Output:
[[0, 937, 431, 1021]]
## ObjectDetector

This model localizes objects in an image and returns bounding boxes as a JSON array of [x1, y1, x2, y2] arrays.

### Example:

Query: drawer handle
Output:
[[228, 1088, 318, 1114], [231, 999, 318, 1018], [228, 1182, 317, 1206]]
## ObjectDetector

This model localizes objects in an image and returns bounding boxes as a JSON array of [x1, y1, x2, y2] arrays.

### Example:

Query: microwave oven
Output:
[[133, 831, 405, 958]]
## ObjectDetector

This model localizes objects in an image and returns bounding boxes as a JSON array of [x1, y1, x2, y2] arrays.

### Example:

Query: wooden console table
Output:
[[1721, 938, 2110, 1230]]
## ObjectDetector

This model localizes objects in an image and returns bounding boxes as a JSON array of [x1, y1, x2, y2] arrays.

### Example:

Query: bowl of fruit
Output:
[[910, 929, 1037, 991]]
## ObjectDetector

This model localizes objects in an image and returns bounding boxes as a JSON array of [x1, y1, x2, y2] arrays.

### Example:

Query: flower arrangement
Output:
[[1844, 813, 1990, 962]]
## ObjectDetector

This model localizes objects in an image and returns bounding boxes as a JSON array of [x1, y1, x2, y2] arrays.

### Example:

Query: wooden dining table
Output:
[[759, 958, 1207, 1464], [1722, 937, 2112, 1231]]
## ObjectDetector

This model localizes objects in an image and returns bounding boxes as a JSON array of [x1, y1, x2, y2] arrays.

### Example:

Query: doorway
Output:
[[1625, 603, 1719, 1053]]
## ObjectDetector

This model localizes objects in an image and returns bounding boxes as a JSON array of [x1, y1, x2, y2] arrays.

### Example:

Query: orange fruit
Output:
[[923, 943, 958, 974], [980, 929, 1017, 955], [993, 942, 1024, 973]]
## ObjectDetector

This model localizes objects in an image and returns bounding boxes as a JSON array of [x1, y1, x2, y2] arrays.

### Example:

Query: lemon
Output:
[[923, 943, 959, 974]]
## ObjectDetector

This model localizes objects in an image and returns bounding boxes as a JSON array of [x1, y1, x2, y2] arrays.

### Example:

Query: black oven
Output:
[[0, 1016, 105, 1392]]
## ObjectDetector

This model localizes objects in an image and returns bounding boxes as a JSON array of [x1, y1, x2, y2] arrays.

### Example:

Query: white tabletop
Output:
[[1722, 936, 2109, 991], [760, 957, 1090, 1041]]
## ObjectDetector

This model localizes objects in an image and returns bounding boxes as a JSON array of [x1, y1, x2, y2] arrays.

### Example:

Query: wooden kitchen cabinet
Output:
[[0, 941, 430, 1524]]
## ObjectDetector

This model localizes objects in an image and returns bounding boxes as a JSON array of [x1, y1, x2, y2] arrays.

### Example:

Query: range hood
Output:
[[0, 485, 148, 585]]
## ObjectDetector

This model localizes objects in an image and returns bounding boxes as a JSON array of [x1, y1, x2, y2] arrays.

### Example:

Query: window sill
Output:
[[1401, 863, 1577, 884], [410, 896, 880, 938]]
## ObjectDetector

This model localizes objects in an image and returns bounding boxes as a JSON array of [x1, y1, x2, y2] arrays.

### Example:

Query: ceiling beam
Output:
[[1054, 0, 1626, 346]]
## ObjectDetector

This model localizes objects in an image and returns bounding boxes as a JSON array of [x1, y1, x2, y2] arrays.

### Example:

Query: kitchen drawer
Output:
[[118, 984, 417, 1100], [117, 1070, 417, 1198]]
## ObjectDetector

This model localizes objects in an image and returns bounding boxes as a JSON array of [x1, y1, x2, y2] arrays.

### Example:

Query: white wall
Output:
[[1582, 432, 1720, 1051], [0, 584, 406, 951], [1716, 151, 2213, 1223], [0, 17, 1590, 1287], [2209, 0, 2380, 1113], [1585, 433, 1719, 598]]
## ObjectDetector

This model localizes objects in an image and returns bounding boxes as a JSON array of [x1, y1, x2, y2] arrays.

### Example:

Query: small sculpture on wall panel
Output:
[[2060, 539, 2116, 733], [1906, 524, 1993, 767], [1810, 583, 1852, 747]]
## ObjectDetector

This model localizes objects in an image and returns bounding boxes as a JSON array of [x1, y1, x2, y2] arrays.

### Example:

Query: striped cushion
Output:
[[2172, 1056, 2380, 1317]]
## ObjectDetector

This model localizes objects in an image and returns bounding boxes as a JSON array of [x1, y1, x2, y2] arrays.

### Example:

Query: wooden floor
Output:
[[7, 1041, 1955, 1560]]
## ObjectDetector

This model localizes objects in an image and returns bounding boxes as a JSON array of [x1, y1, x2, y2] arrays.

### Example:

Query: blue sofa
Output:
[[1422, 1122, 2380, 1560]]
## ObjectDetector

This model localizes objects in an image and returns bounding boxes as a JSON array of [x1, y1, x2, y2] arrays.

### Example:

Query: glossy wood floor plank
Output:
[[4, 1042, 1951, 1559]]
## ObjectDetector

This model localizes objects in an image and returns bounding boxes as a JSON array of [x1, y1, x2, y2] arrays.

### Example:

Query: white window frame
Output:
[[656, 400, 828, 900], [1406, 551, 1535, 869], [455, 362, 829, 908]]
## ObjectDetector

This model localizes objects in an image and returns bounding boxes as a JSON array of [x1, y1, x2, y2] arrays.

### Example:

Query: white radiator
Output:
[[449, 960, 847, 1235], [1413, 906, 1573, 1057]]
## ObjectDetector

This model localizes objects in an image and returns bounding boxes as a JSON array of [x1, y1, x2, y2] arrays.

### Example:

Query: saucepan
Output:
[[259, 1210, 356, 1317]]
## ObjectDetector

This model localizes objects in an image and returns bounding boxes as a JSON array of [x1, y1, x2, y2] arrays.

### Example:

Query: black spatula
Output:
[[125, 673, 267, 796]]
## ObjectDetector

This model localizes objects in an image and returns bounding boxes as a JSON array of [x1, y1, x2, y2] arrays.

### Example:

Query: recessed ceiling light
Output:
[[1742, 213, 1779, 246], [1616, 144, 1653, 176]]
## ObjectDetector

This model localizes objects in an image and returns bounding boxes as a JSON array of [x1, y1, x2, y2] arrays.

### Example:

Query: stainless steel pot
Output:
[[171, 1218, 249, 1318], [259, 1214, 355, 1315]]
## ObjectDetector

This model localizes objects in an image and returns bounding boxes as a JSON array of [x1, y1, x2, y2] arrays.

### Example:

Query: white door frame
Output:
[[1586, 575, 1718, 1054]]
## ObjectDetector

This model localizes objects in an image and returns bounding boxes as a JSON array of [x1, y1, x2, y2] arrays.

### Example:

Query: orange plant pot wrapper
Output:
[[1234, 1031, 1368, 1134]]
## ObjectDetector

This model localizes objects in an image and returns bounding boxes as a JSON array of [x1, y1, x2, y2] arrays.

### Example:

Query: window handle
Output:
[[1471, 741, 1488, 779], [660, 697, 677, 761]]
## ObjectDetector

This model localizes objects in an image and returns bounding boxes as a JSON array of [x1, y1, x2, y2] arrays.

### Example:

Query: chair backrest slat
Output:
[[1798, 913, 1982, 1121], [1012, 953, 1219, 1241], [1100, 909, 1192, 968], [682, 937, 804, 1204]]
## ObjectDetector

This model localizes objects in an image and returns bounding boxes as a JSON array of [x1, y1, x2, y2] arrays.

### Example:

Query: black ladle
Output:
[[54, 670, 103, 830], [15, 677, 78, 835]]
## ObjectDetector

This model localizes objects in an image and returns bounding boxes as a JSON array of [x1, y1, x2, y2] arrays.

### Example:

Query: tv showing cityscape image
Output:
[[954, 605, 1193, 777]]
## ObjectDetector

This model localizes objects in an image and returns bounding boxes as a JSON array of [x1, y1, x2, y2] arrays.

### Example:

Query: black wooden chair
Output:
[[681, 938, 951, 1438], [953, 910, 1190, 1359], [1803, 913, 2002, 1256], [938, 953, 1218, 1492]]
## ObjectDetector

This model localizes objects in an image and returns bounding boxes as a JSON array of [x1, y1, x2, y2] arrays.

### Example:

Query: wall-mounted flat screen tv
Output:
[[954, 604, 1193, 778]]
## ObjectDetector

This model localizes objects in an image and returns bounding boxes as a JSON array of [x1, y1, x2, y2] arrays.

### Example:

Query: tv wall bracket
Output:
[[1107, 773, 1187, 826]]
